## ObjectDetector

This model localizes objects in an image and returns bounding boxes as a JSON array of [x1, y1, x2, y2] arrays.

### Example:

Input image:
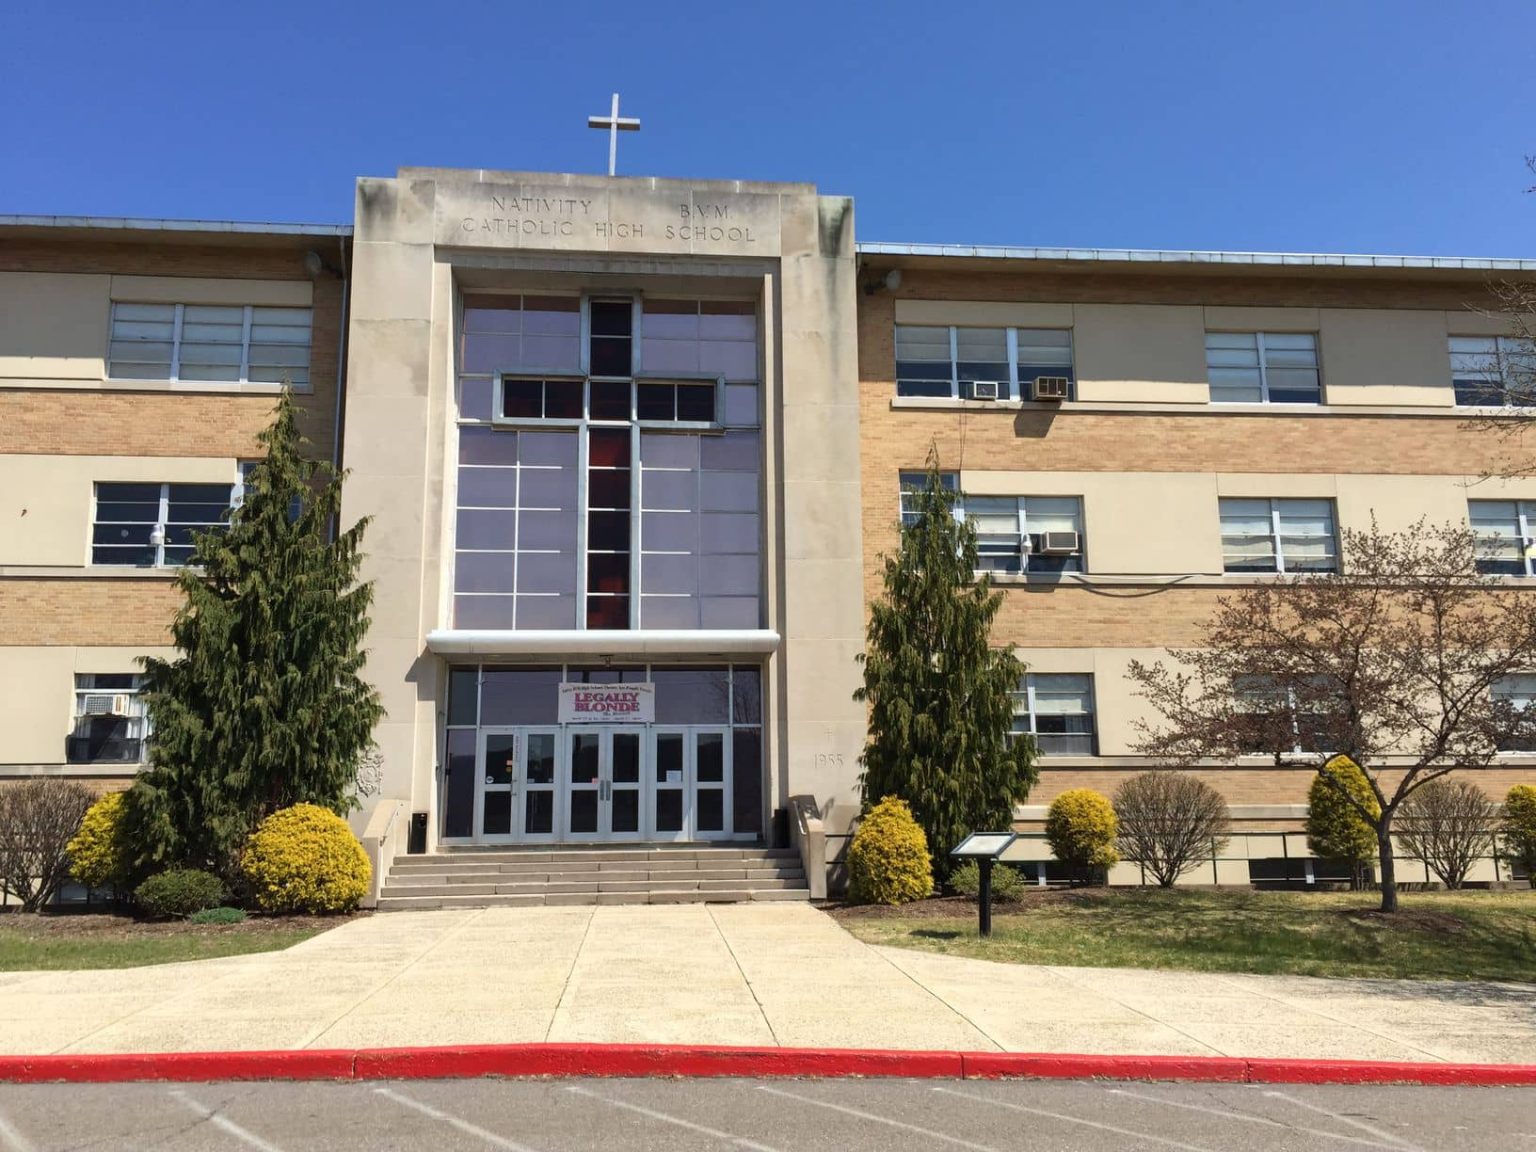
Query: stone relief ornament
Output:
[[355, 747, 384, 798]]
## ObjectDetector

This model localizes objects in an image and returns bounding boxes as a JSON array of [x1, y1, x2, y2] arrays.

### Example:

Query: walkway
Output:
[[1, 905, 1532, 1062]]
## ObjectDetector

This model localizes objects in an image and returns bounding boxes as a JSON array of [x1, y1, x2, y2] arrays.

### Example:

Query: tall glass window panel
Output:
[[1011, 674, 1096, 755], [638, 432, 699, 627], [640, 299, 758, 381], [898, 470, 960, 527], [1450, 336, 1536, 407], [894, 326, 953, 397], [588, 299, 633, 378], [1493, 675, 1536, 751], [1220, 498, 1337, 574], [1470, 500, 1536, 575], [955, 328, 1009, 400], [175, 305, 245, 381], [1207, 332, 1320, 404], [454, 427, 579, 629], [586, 427, 632, 629], [108, 301, 311, 386], [461, 295, 581, 376], [967, 496, 1024, 573], [1014, 329, 1075, 394], [92, 482, 233, 567]]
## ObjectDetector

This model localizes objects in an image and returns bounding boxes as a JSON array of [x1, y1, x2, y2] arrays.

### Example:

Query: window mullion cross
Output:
[[170, 304, 184, 383], [239, 306, 253, 383], [156, 483, 171, 567], [1271, 501, 1285, 573]]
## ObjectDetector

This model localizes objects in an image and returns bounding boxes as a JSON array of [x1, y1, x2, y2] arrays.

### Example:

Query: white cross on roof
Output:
[[587, 93, 641, 177]]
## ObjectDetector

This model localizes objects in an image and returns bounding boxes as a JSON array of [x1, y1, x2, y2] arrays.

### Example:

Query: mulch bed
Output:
[[827, 890, 1087, 920], [0, 910, 366, 938]]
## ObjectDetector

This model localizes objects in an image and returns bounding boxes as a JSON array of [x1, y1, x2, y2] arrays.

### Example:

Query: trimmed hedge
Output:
[[240, 803, 371, 914], [949, 860, 1028, 903], [67, 791, 133, 893], [1045, 789, 1119, 882], [847, 796, 934, 905], [135, 868, 226, 918]]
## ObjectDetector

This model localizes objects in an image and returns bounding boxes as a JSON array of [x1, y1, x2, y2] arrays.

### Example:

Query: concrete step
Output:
[[385, 866, 805, 887], [377, 887, 811, 911]]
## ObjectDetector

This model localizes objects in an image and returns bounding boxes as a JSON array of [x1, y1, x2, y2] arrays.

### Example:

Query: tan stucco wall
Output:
[[0, 644, 172, 769], [0, 454, 241, 567]]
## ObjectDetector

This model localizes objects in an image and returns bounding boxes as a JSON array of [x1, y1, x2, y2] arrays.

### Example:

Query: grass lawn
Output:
[[0, 912, 344, 971], [834, 888, 1536, 982]]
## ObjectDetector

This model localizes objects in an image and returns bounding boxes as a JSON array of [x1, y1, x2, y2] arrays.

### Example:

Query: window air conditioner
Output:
[[970, 380, 1002, 401], [82, 693, 116, 716], [1032, 376, 1070, 401], [1039, 531, 1081, 555]]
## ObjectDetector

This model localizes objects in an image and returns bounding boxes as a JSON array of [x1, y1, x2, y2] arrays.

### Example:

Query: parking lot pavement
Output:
[[1, 1077, 1533, 1151]]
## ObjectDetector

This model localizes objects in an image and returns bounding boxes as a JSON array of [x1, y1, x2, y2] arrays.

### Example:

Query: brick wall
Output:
[[0, 580, 180, 646]]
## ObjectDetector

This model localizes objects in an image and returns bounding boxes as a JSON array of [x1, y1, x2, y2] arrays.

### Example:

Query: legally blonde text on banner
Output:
[[557, 682, 656, 724]]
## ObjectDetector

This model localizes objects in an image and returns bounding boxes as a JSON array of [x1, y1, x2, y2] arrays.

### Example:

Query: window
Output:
[[108, 303, 312, 386], [895, 326, 1073, 400], [1234, 675, 1333, 755], [966, 496, 1084, 574], [1493, 675, 1536, 752], [899, 470, 960, 526], [1011, 674, 1096, 755], [1219, 498, 1337, 574], [1206, 332, 1321, 404], [68, 674, 147, 764], [1469, 500, 1536, 575], [1450, 336, 1536, 407], [92, 482, 234, 566]]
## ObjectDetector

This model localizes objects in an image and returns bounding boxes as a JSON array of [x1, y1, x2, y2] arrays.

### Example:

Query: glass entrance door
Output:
[[475, 727, 561, 843], [648, 727, 734, 841], [474, 729, 518, 843], [563, 728, 645, 842]]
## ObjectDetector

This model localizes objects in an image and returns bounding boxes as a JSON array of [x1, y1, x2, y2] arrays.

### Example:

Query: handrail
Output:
[[787, 794, 827, 900]]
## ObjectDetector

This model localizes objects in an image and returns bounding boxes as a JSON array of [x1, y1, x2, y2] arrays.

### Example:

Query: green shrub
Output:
[[135, 868, 226, 918], [1044, 789, 1118, 883], [188, 906, 247, 925], [948, 860, 1028, 903], [1307, 756, 1379, 888], [240, 803, 371, 914], [67, 791, 134, 893], [1504, 784, 1536, 888], [847, 796, 935, 905]]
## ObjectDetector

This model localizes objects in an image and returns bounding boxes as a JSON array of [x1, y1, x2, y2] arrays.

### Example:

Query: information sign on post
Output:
[[950, 832, 1018, 938]]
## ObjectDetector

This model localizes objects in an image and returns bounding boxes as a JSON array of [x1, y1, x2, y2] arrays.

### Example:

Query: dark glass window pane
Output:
[[93, 524, 153, 546], [590, 300, 632, 337], [586, 595, 629, 630], [612, 733, 641, 783], [732, 729, 763, 834], [653, 667, 730, 723], [447, 667, 478, 726], [637, 383, 674, 421], [482, 791, 512, 836], [732, 666, 762, 725], [443, 729, 476, 838], [588, 510, 630, 551], [589, 427, 632, 468], [502, 378, 542, 418], [570, 789, 599, 834], [656, 789, 683, 833], [588, 469, 631, 509], [545, 380, 583, 419], [97, 482, 161, 505], [697, 790, 724, 833], [169, 484, 233, 507], [676, 384, 715, 422], [570, 733, 600, 783], [587, 552, 629, 593], [656, 733, 684, 781], [480, 667, 560, 725], [612, 788, 640, 833], [525, 790, 553, 835], [484, 734, 516, 785], [590, 379, 630, 420], [696, 732, 724, 782], [590, 339, 630, 378], [526, 732, 556, 784]]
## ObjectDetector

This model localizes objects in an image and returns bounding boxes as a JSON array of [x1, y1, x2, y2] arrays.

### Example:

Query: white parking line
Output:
[[755, 1083, 1003, 1152], [1107, 1088, 1405, 1151], [567, 1085, 783, 1152], [169, 1089, 285, 1152], [934, 1085, 1217, 1152], [374, 1086, 541, 1152], [0, 1105, 37, 1152], [1264, 1090, 1426, 1152]]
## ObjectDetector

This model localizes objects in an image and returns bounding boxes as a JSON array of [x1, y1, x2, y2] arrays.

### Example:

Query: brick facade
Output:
[[0, 579, 180, 646]]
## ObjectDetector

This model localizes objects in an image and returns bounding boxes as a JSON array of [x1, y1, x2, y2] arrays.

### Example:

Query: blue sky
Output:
[[2, 0, 1533, 255]]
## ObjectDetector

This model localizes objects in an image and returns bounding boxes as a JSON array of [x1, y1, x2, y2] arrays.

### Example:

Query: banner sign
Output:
[[558, 682, 655, 724]]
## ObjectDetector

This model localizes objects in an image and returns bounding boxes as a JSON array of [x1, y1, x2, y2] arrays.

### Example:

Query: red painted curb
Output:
[[1, 1044, 1533, 1087], [962, 1052, 1249, 1082]]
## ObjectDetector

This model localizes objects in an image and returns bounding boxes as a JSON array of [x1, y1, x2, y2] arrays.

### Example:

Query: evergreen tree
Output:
[[855, 456, 1038, 878], [126, 391, 384, 873]]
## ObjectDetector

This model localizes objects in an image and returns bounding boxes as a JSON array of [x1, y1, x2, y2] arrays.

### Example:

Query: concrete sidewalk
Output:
[[1, 905, 1532, 1063]]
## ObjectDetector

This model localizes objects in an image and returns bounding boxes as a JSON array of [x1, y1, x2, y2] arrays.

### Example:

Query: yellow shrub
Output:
[[1045, 789, 1119, 877], [67, 791, 132, 892], [1504, 784, 1536, 885], [847, 796, 934, 905], [240, 803, 370, 914]]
